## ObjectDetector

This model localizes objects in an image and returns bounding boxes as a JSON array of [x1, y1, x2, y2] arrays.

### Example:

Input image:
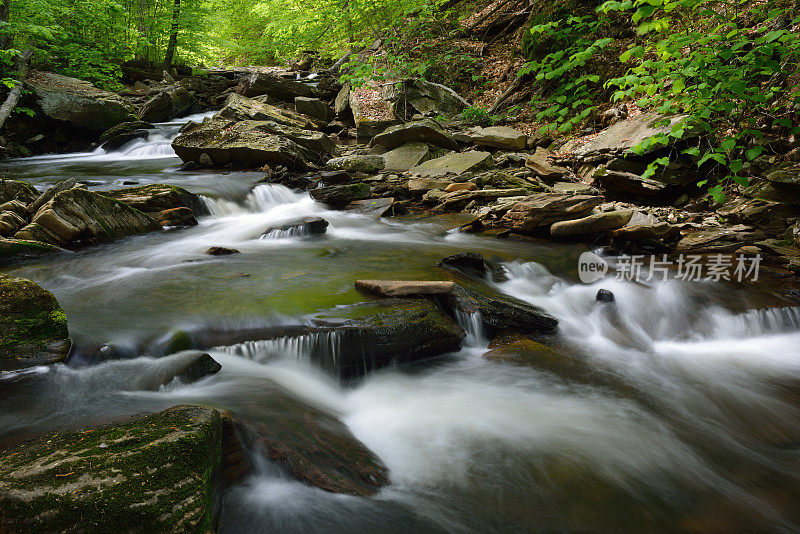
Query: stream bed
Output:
[[2, 115, 800, 532]]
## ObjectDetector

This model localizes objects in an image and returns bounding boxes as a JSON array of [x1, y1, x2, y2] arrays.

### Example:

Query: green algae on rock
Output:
[[0, 405, 223, 533], [0, 274, 70, 371]]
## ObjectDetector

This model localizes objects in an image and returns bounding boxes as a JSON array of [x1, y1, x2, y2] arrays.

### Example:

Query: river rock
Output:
[[570, 113, 692, 162], [345, 197, 402, 217], [550, 209, 633, 237], [311, 298, 466, 377], [0, 405, 223, 532], [0, 199, 28, 217], [334, 83, 350, 116], [408, 177, 454, 194], [309, 183, 371, 205], [436, 252, 490, 278], [14, 186, 162, 246], [325, 154, 385, 172], [236, 71, 318, 102], [261, 216, 329, 237], [500, 193, 603, 232], [206, 246, 240, 256], [382, 142, 430, 171], [0, 237, 61, 263], [455, 126, 527, 150], [553, 182, 598, 195], [387, 78, 468, 120], [484, 337, 565, 366], [215, 94, 318, 130], [138, 86, 195, 123], [171, 120, 314, 170], [98, 121, 154, 150], [295, 96, 330, 122], [27, 71, 137, 130], [104, 184, 208, 217], [410, 151, 494, 177], [525, 148, 570, 181], [233, 120, 338, 157], [0, 210, 26, 236], [0, 274, 70, 371], [370, 119, 459, 151], [716, 196, 800, 233], [355, 280, 455, 297], [232, 393, 389, 495], [608, 212, 681, 247], [0, 179, 38, 205], [153, 207, 197, 227]]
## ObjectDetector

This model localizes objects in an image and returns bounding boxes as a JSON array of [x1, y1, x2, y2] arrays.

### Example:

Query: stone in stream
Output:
[[355, 280, 455, 297], [235, 119, 338, 157], [14, 186, 162, 247], [309, 183, 371, 206], [500, 193, 603, 233], [206, 246, 241, 256], [345, 197, 403, 218], [236, 71, 318, 102], [153, 207, 197, 228], [454, 126, 527, 150], [104, 183, 209, 218], [549, 209, 633, 237], [0, 210, 26, 237], [370, 119, 459, 151], [137, 86, 195, 123], [325, 154, 385, 173], [436, 251, 489, 279], [171, 119, 315, 170], [27, 71, 137, 130], [261, 216, 329, 238], [0, 405, 224, 532], [311, 298, 466, 377], [596, 289, 615, 303], [0, 274, 71, 371], [410, 151, 494, 177], [0, 179, 38, 205], [295, 96, 330, 122], [0, 237, 61, 263], [214, 94, 319, 130], [381, 142, 430, 171], [98, 121, 154, 147]]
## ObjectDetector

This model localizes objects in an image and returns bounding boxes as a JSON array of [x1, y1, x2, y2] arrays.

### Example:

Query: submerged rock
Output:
[[309, 183, 371, 206], [27, 71, 137, 130], [14, 186, 162, 246], [206, 246, 241, 256], [312, 298, 466, 377], [0, 405, 223, 532], [0, 274, 71, 371], [355, 280, 455, 297], [261, 216, 329, 238]]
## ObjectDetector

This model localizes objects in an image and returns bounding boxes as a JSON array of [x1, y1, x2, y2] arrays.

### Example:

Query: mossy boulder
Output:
[[311, 298, 466, 377], [98, 120, 154, 150], [0, 274, 70, 371], [0, 179, 38, 205], [0, 237, 61, 264], [171, 119, 314, 170], [14, 186, 162, 247], [27, 71, 137, 131], [0, 405, 223, 533], [138, 86, 195, 123], [103, 183, 209, 218]]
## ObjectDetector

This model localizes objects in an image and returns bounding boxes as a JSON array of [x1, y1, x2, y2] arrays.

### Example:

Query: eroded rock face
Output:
[[27, 71, 137, 131], [14, 186, 162, 246], [138, 86, 195, 123], [104, 184, 208, 218], [236, 72, 318, 102], [387, 78, 468, 120], [0, 405, 223, 533], [410, 151, 494, 177], [0, 274, 70, 371]]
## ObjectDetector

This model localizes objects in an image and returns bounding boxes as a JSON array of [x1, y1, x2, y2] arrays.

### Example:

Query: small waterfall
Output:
[[712, 306, 800, 338], [455, 309, 487, 347], [260, 226, 311, 240], [215, 332, 342, 366], [199, 195, 247, 216], [247, 184, 302, 212]]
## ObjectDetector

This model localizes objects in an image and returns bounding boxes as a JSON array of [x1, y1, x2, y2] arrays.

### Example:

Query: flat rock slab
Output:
[[455, 126, 527, 150], [525, 148, 570, 181], [355, 280, 455, 297], [0, 405, 223, 533], [550, 209, 633, 237], [345, 197, 399, 217], [500, 193, 603, 232], [410, 151, 493, 177], [570, 113, 690, 161], [310, 183, 371, 205], [326, 154, 385, 172], [382, 142, 430, 171], [370, 119, 459, 151], [215, 94, 318, 130]]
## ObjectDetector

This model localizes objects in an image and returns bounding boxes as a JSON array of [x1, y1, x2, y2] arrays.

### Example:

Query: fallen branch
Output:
[[489, 72, 526, 114], [0, 49, 33, 132]]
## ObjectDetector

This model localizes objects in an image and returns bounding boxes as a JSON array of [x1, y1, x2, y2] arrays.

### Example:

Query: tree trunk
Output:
[[0, 50, 32, 132], [162, 0, 180, 70], [0, 0, 11, 51]]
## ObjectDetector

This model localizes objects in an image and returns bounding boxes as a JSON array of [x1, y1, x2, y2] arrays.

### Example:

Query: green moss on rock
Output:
[[0, 405, 223, 533], [0, 274, 70, 370]]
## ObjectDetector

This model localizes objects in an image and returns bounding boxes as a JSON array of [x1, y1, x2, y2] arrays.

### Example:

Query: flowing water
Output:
[[2, 115, 800, 532]]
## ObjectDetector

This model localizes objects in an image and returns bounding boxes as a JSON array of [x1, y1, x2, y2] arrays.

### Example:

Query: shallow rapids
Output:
[[2, 113, 800, 532]]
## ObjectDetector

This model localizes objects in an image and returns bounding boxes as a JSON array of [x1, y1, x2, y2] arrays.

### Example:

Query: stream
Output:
[[2, 114, 800, 532]]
